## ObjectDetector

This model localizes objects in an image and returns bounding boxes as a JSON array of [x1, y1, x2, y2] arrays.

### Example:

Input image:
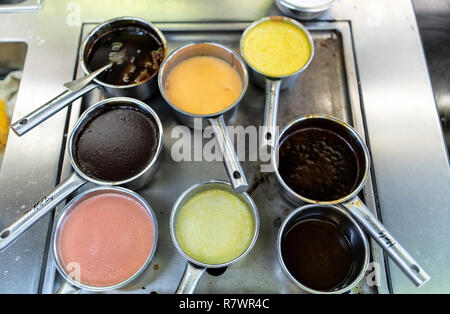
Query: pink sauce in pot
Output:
[[58, 192, 155, 287]]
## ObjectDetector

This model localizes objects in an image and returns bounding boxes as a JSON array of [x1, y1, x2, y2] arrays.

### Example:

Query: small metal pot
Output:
[[0, 97, 164, 251], [275, 0, 340, 20], [240, 16, 314, 150], [158, 42, 250, 193], [12, 16, 167, 136], [52, 186, 158, 294], [170, 181, 260, 294], [273, 114, 430, 287], [278, 204, 369, 294]]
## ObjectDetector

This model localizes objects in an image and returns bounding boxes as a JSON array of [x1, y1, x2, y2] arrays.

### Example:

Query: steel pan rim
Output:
[[276, 0, 340, 13], [276, 202, 370, 294], [157, 41, 249, 120], [52, 185, 159, 292], [169, 180, 260, 269], [239, 16, 315, 80], [272, 114, 371, 206], [79, 16, 168, 90], [67, 96, 164, 187]]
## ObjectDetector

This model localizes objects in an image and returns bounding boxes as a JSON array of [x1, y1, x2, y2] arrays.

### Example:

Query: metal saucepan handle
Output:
[[56, 280, 82, 294], [207, 116, 249, 193], [176, 261, 207, 294], [0, 172, 87, 251], [11, 83, 98, 136], [261, 79, 281, 151], [343, 196, 430, 287]]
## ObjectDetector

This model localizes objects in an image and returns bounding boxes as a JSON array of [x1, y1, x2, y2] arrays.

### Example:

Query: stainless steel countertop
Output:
[[38, 21, 385, 295], [0, 0, 448, 294]]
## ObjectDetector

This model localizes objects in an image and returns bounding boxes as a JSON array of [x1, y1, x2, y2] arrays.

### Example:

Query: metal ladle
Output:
[[11, 16, 167, 136], [12, 62, 113, 132]]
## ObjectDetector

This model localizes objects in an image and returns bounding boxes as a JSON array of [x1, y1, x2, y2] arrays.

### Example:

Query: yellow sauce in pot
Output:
[[175, 189, 254, 265], [242, 19, 312, 77]]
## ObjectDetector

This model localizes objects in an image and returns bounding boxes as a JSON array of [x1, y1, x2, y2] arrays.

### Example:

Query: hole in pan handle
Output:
[[342, 196, 431, 288], [261, 79, 281, 151], [11, 83, 98, 137], [207, 115, 249, 193], [0, 173, 87, 252]]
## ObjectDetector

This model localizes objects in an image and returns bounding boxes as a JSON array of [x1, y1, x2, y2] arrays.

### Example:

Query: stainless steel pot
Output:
[[11, 16, 168, 136], [273, 114, 430, 287], [170, 181, 260, 294], [240, 16, 314, 150], [275, 0, 341, 20], [277, 204, 369, 294], [0, 97, 164, 251], [52, 186, 158, 294], [158, 42, 249, 193]]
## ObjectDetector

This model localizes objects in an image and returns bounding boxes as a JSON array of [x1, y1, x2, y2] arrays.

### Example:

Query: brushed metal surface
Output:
[[340, 0, 450, 294]]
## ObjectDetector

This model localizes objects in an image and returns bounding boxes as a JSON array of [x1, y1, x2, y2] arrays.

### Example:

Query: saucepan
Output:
[[240, 16, 314, 150], [272, 114, 430, 287], [52, 186, 158, 294], [158, 42, 249, 193], [277, 204, 370, 294], [170, 181, 260, 294], [11, 16, 167, 136], [0, 97, 164, 251], [275, 0, 341, 20]]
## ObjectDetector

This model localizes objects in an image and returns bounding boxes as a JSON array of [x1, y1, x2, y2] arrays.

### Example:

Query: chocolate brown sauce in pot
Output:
[[74, 105, 159, 182], [87, 26, 164, 86], [278, 128, 359, 201], [281, 219, 353, 291]]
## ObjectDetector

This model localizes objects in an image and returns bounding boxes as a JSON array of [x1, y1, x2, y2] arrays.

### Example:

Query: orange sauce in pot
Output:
[[165, 56, 243, 115]]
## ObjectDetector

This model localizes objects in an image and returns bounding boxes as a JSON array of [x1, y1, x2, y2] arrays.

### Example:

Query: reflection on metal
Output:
[[0, 0, 43, 13]]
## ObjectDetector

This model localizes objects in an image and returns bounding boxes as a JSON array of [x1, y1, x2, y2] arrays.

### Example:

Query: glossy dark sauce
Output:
[[281, 220, 353, 291], [87, 26, 164, 86], [74, 105, 159, 182], [278, 128, 359, 201]]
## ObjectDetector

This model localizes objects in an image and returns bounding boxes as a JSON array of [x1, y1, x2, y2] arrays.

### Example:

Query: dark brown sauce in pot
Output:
[[281, 219, 353, 291], [278, 127, 359, 201], [87, 26, 164, 86], [74, 105, 159, 182]]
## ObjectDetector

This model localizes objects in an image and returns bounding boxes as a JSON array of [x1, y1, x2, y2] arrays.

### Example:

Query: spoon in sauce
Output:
[[63, 62, 113, 92], [65, 33, 149, 91], [11, 17, 167, 137]]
